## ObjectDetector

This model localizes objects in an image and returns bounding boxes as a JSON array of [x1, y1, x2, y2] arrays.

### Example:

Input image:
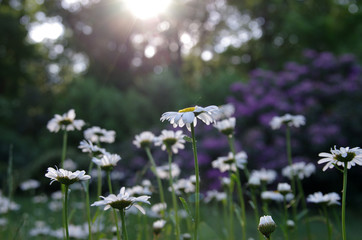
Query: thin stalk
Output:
[[285, 127, 297, 221], [227, 173, 235, 240], [227, 136, 247, 240], [342, 163, 348, 240], [61, 131, 68, 240], [283, 197, 289, 240], [107, 171, 121, 240], [120, 209, 129, 240], [64, 185, 70, 240], [322, 205, 332, 240], [82, 182, 92, 240], [61, 131, 68, 168], [7, 144, 13, 204], [167, 149, 181, 240], [261, 183, 269, 215], [296, 177, 311, 240], [145, 147, 166, 216], [190, 125, 200, 240], [97, 166, 102, 199], [251, 188, 263, 240]]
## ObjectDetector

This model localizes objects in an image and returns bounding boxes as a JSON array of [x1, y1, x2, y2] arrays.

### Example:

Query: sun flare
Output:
[[123, 0, 171, 20]]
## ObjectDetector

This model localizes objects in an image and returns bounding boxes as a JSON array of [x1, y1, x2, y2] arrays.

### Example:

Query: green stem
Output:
[[7, 144, 13, 205], [296, 177, 311, 240], [64, 185, 70, 240], [145, 147, 166, 217], [261, 183, 269, 215], [107, 171, 121, 240], [342, 163, 348, 240], [167, 149, 181, 240], [227, 136, 247, 240], [97, 166, 102, 198], [82, 182, 92, 240], [285, 127, 297, 221], [228, 174, 235, 240], [323, 205, 332, 240], [251, 188, 263, 240], [61, 131, 68, 168], [283, 197, 289, 240], [191, 125, 200, 240], [120, 209, 129, 240]]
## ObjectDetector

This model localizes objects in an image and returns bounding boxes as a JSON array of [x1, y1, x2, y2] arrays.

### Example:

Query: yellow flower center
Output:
[[178, 107, 196, 113]]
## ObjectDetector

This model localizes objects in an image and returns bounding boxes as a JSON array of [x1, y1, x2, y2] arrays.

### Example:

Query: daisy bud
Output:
[[286, 219, 295, 230], [258, 215, 276, 239], [153, 219, 166, 236], [182, 233, 192, 240], [277, 183, 292, 196]]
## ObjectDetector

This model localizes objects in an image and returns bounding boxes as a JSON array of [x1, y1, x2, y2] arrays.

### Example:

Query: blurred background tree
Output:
[[1, 0, 362, 193]]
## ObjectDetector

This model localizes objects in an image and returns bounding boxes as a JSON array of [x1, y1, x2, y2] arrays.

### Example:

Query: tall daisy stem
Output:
[[322, 205, 332, 240], [82, 182, 92, 240], [120, 209, 129, 240], [342, 163, 348, 240], [64, 185, 70, 240], [167, 149, 181, 240], [145, 147, 166, 216], [61, 130, 68, 239], [190, 125, 200, 240], [285, 127, 297, 221], [228, 172, 235, 240], [61, 131, 68, 168], [107, 171, 121, 240], [228, 136, 247, 240]]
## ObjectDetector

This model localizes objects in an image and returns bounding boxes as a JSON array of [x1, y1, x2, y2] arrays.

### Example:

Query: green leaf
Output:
[[234, 205, 244, 227], [296, 209, 309, 221], [179, 197, 194, 221], [249, 200, 256, 210], [183, 135, 193, 143]]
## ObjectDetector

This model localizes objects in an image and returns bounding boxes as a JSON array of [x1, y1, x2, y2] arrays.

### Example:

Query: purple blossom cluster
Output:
[[228, 50, 362, 170]]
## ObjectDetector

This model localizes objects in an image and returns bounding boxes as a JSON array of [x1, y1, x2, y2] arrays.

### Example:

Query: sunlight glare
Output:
[[123, 0, 171, 20]]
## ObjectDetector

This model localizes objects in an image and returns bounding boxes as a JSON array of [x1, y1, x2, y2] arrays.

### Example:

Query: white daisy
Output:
[[204, 190, 227, 203], [19, 179, 40, 191], [318, 146, 362, 171], [151, 202, 167, 215], [212, 153, 237, 173], [307, 192, 341, 206], [282, 162, 316, 179], [155, 163, 180, 179], [248, 175, 261, 187], [261, 191, 284, 202], [78, 139, 107, 157], [91, 187, 150, 214], [133, 131, 155, 149], [154, 130, 185, 154], [84, 126, 116, 144], [269, 113, 306, 130], [172, 178, 195, 195], [277, 183, 291, 195], [160, 105, 219, 131], [325, 192, 341, 206], [213, 103, 235, 121], [127, 185, 152, 197], [307, 192, 330, 204], [45, 167, 91, 185], [153, 219, 166, 235], [92, 153, 121, 171], [214, 117, 236, 136], [47, 109, 85, 133], [250, 169, 277, 184]]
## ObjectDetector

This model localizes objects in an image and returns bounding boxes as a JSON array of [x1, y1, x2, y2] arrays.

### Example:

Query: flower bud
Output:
[[258, 215, 276, 239]]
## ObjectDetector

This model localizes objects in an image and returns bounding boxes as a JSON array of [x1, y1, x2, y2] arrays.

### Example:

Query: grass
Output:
[[2, 192, 362, 240]]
